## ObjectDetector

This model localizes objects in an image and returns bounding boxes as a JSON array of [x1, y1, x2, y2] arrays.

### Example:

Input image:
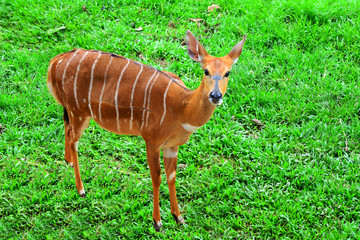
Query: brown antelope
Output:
[[47, 30, 246, 231]]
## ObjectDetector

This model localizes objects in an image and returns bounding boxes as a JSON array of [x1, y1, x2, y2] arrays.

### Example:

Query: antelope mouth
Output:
[[208, 97, 223, 106]]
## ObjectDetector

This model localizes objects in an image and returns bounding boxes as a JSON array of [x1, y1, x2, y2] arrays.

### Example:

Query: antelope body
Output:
[[47, 31, 246, 230]]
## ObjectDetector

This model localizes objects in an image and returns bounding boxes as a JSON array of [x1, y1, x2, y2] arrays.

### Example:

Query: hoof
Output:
[[172, 214, 185, 225], [79, 189, 86, 198], [153, 219, 162, 232]]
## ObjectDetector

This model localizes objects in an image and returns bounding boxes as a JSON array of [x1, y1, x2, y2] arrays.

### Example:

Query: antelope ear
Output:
[[186, 30, 208, 63], [228, 35, 246, 64]]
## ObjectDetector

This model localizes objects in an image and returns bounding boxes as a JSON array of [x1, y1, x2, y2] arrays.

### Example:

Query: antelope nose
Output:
[[209, 91, 222, 101]]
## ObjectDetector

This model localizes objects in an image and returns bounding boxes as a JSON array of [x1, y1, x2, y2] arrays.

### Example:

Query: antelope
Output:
[[47, 30, 246, 231]]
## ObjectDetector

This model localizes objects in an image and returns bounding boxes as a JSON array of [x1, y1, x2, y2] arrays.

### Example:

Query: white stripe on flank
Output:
[[55, 59, 63, 69], [74, 51, 89, 108], [129, 64, 143, 130], [115, 59, 130, 132], [98, 57, 113, 122], [145, 72, 160, 127], [62, 50, 79, 93], [163, 148, 178, 158], [182, 123, 200, 132], [160, 80, 172, 126], [88, 52, 102, 119], [140, 70, 157, 130]]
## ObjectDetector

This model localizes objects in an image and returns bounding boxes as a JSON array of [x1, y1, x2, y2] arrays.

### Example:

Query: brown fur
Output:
[[47, 31, 246, 230]]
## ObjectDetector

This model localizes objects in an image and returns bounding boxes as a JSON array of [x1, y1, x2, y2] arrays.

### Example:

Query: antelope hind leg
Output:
[[65, 108, 90, 197]]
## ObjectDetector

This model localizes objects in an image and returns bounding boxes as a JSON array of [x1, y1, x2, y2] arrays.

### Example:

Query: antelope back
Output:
[[47, 49, 187, 135]]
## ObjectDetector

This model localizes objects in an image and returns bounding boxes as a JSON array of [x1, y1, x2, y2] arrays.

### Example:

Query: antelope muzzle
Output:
[[209, 90, 223, 105]]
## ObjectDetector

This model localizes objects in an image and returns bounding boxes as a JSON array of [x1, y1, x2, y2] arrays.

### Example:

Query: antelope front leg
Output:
[[145, 143, 162, 231], [163, 146, 185, 225]]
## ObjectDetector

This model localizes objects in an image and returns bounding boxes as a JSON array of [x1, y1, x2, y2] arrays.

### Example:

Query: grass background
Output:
[[1, 0, 360, 238]]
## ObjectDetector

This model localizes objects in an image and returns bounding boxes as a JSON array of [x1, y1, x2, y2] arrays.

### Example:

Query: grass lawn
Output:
[[1, 0, 360, 238]]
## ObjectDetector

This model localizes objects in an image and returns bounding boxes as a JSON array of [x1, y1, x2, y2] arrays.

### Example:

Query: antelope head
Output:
[[186, 30, 246, 105]]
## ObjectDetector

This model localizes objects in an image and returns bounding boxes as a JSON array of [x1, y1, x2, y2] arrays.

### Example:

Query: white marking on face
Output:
[[140, 70, 157, 130], [159, 80, 172, 126], [115, 59, 130, 132], [129, 64, 143, 130], [145, 72, 160, 127], [74, 51, 89, 108], [209, 98, 223, 106], [62, 50, 79, 94], [98, 57, 113, 123], [182, 123, 200, 132], [167, 171, 176, 182], [163, 148, 178, 158], [88, 52, 102, 119]]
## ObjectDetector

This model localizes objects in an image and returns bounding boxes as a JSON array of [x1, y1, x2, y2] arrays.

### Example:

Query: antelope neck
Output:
[[182, 80, 217, 128]]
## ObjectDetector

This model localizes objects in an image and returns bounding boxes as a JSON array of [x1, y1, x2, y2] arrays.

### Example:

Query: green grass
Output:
[[1, 0, 360, 238]]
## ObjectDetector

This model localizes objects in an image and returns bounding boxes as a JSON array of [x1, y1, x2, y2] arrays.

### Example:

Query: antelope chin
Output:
[[209, 97, 223, 106]]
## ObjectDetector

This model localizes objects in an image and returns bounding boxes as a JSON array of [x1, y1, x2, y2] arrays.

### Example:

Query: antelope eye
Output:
[[204, 69, 210, 76], [224, 71, 230, 77]]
